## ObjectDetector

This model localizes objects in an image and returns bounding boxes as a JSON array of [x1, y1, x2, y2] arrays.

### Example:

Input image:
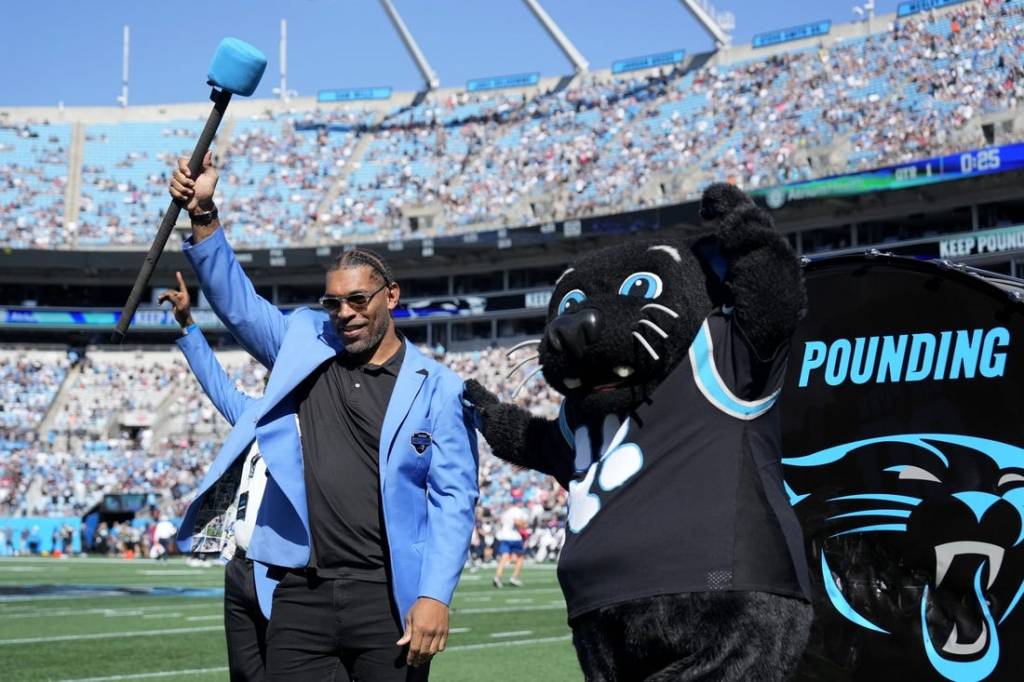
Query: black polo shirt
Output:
[[295, 342, 406, 581]]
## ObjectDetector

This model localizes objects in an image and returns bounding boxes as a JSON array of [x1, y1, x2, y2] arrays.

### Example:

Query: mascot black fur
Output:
[[465, 184, 814, 681]]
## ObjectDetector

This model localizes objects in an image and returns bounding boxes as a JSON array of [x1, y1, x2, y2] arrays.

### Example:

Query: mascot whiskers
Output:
[[465, 184, 814, 681]]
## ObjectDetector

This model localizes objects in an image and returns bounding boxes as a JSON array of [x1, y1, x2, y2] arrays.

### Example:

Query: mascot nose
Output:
[[547, 308, 602, 358]]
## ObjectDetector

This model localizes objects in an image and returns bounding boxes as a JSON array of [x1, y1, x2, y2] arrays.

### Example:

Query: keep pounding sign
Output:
[[797, 327, 1011, 387], [940, 226, 1024, 258]]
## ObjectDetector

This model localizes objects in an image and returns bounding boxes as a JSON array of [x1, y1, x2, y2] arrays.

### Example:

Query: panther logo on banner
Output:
[[785, 434, 1024, 681], [781, 255, 1024, 682]]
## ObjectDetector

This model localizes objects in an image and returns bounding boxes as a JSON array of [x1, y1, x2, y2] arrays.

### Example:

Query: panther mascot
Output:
[[465, 183, 814, 680]]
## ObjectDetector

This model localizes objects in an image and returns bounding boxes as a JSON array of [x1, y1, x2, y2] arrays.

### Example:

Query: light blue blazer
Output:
[[175, 230, 480, 622], [176, 327, 253, 427]]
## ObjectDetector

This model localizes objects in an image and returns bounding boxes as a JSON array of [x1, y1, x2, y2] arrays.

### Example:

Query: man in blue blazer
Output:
[[171, 153, 480, 680]]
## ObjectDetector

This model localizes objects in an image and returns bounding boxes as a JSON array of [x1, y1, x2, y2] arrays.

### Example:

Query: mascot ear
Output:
[[700, 182, 777, 251], [699, 182, 754, 222]]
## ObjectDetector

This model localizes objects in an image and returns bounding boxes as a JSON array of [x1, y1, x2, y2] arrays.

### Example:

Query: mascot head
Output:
[[538, 184, 748, 420]]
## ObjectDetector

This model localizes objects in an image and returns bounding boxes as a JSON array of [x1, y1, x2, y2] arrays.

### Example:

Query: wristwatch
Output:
[[190, 206, 218, 226]]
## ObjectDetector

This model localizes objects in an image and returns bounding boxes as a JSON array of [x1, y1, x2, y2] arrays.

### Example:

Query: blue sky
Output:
[[3, 0, 898, 107]]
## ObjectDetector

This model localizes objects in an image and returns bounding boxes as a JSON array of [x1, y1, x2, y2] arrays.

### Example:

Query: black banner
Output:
[[781, 255, 1024, 681]]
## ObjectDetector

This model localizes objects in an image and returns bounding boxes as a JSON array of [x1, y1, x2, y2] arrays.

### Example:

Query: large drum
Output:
[[782, 253, 1024, 682]]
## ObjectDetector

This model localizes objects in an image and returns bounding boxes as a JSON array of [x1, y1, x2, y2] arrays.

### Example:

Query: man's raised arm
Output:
[[169, 152, 285, 368], [159, 271, 252, 426]]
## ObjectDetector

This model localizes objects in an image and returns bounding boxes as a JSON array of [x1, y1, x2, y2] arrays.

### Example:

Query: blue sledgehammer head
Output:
[[207, 38, 267, 97]]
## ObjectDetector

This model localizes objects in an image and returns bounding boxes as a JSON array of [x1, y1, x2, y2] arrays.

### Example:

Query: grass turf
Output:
[[0, 557, 580, 681]]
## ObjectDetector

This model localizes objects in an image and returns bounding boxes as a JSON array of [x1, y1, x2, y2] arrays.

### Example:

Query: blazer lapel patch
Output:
[[410, 431, 432, 454], [379, 345, 430, 469]]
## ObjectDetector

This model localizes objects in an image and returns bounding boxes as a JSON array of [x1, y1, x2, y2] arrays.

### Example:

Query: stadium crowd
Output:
[[8, 0, 1024, 559], [0, 121, 69, 249], [4, 0, 1024, 248], [0, 342, 568, 561]]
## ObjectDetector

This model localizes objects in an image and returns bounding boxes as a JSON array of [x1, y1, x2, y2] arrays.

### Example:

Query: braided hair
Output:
[[328, 248, 394, 286]]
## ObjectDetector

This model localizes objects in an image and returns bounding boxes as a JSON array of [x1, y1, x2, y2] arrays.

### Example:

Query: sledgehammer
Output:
[[111, 38, 267, 344]]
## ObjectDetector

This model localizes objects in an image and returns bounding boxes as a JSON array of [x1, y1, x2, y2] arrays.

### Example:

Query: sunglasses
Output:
[[318, 282, 389, 312]]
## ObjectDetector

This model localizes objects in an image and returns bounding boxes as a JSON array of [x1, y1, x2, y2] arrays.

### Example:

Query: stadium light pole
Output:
[[853, 0, 876, 23], [676, 0, 733, 48], [117, 25, 129, 108], [379, 0, 440, 90], [272, 18, 297, 102], [521, 0, 589, 74]]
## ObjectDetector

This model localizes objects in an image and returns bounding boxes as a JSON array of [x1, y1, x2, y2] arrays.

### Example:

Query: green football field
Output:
[[0, 557, 580, 681]]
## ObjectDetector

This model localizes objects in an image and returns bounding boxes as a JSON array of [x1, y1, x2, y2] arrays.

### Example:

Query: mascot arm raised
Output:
[[699, 182, 807, 362], [463, 379, 574, 489]]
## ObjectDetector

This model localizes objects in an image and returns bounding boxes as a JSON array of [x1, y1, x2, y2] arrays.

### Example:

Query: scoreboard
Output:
[[762, 142, 1024, 208]]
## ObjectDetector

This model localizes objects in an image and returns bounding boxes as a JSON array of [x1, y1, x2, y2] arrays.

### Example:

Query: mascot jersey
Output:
[[556, 309, 813, 619]]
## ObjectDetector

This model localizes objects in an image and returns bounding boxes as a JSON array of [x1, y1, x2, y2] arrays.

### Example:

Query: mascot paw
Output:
[[699, 182, 754, 222], [463, 379, 500, 410], [568, 466, 601, 532], [569, 437, 644, 532], [700, 183, 777, 251], [598, 443, 643, 490]]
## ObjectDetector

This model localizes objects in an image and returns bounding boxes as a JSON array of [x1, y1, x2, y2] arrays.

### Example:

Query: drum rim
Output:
[[801, 252, 1024, 308]]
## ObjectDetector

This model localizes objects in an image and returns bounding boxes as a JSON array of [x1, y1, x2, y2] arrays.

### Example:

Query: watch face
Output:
[[192, 210, 216, 225]]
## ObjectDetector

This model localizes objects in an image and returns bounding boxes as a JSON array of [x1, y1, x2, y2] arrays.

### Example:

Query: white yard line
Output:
[[490, 630, 533, 638], [56, 636, 574, 680], [447, 635, 571, 651], [0, 625, 222, 646], [0, 601, 558, 623], [454, 604, 564, 615], [185, 615, 223, 622], [463, 586, 563, 593], [0, 603, 216, 619], [57, 667, 228, 681], [0, 593, 122, 604], [0, 566, 69, 572], [0, 557, 201, 566]]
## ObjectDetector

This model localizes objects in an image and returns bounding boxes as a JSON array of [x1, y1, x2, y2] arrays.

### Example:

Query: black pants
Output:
[[266, 571, 429, 681], [570, 591, 813, 681], [225, 555, 269, 681]]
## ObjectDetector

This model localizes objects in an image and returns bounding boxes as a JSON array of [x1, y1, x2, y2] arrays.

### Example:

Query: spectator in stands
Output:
[[6, 0, 1020, 249], [0, 344, 567, 542]]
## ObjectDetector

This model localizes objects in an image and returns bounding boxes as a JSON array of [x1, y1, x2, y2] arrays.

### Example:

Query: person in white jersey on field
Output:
[[493, 504, 529, 588]]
